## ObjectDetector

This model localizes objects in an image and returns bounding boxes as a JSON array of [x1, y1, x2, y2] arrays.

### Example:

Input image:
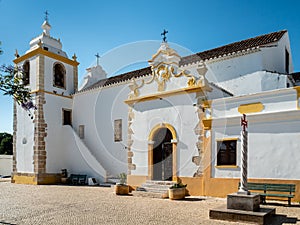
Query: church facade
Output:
[[12, 19, 300, 201]]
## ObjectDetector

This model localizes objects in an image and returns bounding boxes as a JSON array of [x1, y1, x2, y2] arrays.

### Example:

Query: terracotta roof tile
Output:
[[180, 30, 287, 65], [80, 30, 287, 92]]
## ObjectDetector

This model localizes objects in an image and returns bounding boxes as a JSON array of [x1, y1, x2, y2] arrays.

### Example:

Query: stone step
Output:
[[144, 180, 175, 186], [139, 187, 169, 194], [134, 180, 176, 199], [141, 183, 172, 189], [132, 190, 169, 199]]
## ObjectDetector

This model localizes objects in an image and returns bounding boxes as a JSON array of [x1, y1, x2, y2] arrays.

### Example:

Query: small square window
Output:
[[217, 140, 237, 166]]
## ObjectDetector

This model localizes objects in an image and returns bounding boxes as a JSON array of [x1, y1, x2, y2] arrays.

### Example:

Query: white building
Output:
[[12, 19, 300, 201]]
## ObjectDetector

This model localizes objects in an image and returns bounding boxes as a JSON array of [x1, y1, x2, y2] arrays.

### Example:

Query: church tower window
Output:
[[22, 61, 30, 86], [53, 63, 66, 89]]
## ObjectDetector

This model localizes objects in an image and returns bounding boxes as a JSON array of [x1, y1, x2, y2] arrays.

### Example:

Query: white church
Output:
[[12, 18, 300, 201]]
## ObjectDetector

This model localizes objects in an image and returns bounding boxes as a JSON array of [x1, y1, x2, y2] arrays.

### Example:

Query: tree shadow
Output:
[[267, 214, 300, 225], [263, 202, 300, 208], [0, 221, 17, 225], [176, 197, 206, 202]]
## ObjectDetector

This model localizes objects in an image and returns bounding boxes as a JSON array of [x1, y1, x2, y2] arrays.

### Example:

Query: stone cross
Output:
[[161, 29, 168, 43], [95, 53, 100, 66], [238, 114, 249, 195], [241, 113, 248, 131], [44, 10, 49, 22]]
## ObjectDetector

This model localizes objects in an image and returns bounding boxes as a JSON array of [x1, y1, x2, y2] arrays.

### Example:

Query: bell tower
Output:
[[12, 15, 79, 184]]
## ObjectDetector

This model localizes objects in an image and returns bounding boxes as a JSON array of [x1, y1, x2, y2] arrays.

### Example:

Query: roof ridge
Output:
[[78, 30, 288, 93]]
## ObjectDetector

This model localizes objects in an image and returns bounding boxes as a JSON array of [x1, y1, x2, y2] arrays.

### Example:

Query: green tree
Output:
[[0, 132, 13, 155], [0, 42, 35, 111]]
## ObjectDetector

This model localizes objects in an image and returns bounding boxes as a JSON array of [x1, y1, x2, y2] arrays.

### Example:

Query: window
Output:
[[62, 109, 72, 126], [22, 61, 30, 85], [217, 140, 237, 166], [53, 63, 65, 89], [285, 48, 290, 74]]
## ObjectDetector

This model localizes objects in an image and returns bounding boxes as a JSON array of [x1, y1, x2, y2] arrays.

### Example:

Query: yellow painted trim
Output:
[[202, 100, 212, 108], [13, 175, 37, 184], [216, 137, 239, 142], [215, 165, 239, 169], [238, 102, 264, 114], [294, 86, 300, 109], [149, 50, 180, 62], [31, 90, 73, 99], [148, 123, 177, 141], [14, 47, 79, 67], [124, 85, 208, 105], [202, 118, 212, 130]]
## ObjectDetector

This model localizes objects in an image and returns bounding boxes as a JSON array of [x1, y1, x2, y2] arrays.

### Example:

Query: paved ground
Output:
[[0, 181, 300, 225]]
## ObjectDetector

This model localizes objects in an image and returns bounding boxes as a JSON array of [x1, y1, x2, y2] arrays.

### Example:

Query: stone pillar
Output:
[[33, 92, 47, 174], [238, 130, 249, 195]]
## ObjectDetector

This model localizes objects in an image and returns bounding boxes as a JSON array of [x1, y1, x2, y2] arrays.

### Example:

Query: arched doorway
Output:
[[152, 128, 172, 180], [148, 124, 177, 181]]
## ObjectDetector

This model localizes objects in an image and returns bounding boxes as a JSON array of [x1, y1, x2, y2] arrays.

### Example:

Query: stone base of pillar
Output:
[[227, 193, 260, 211]]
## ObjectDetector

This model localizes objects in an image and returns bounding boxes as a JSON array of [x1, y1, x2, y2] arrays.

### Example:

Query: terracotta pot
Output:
[[169, 187, 185, 200], [114, 184, 129, 195], [61, 177, 68, 184]]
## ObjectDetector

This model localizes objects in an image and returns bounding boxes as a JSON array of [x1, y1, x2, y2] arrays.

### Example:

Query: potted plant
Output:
[[169, 180, 187, 200], [114, 173, 129, 195], [61, 169, 68, 184]]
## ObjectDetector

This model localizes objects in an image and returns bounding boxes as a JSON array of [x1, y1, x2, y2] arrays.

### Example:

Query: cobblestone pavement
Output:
[[0, 182, 300, 225]]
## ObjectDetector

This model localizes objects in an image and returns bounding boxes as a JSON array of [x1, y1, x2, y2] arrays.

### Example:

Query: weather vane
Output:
[[95, 53, 101, 66], [44, 10, 49, 22], [161, 29, 168, 43]]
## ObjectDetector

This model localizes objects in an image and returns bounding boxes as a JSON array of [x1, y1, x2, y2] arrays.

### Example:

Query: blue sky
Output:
[[1, 0, 300, 133]]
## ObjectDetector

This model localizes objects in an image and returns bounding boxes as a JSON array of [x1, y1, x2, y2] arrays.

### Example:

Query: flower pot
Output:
[[169, 187, 185, 200], [61, 177, 68, 184], [114, 184, 129, 195]]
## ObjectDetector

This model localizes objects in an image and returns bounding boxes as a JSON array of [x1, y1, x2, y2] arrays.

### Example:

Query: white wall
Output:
[[203, 33, 292, 96], [44, 94, 73, 173], [0, 155, 12, 176], [211, 88, 300, 180], [73, 84, 129, 177], [206, 51, 263, 84], [131, 93, 199, 177], [60, 126, 106, 180], [16, 104, 35, 173], [261, 32, 293, 74]]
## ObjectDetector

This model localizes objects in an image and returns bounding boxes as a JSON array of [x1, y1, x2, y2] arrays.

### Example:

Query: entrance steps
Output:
[[133, 180, 175, 198]]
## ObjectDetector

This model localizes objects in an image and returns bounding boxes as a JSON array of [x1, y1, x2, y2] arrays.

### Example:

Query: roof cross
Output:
[[161, 29, 168, 43], [44, 10, 49, 22], [95, 53, 101, 66], [241, 114, 248, 132]]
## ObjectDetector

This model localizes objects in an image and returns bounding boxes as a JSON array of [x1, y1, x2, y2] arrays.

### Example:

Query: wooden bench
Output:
[[68, 174, 87, 185], [239, 182, 296, 205]]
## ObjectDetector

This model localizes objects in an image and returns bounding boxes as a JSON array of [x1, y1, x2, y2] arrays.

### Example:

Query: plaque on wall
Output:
[[114, 119, 122, 142]]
